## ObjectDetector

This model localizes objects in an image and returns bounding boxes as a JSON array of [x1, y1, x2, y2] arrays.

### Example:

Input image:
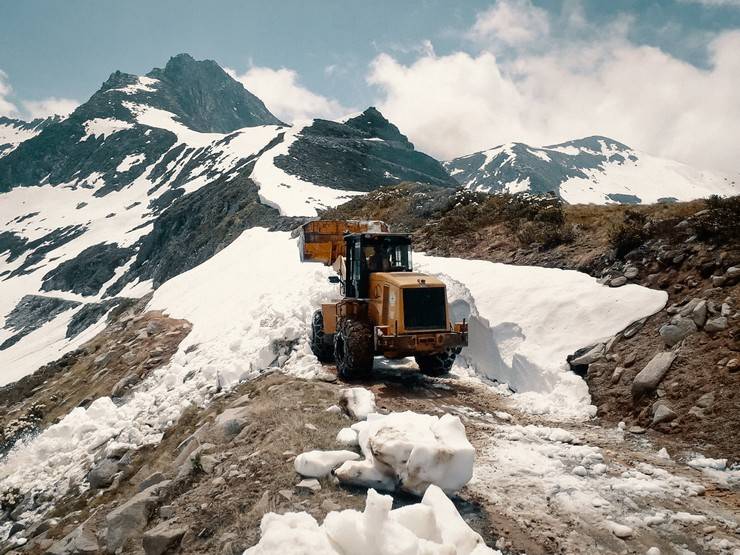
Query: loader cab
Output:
[[344, 233, 412, 298]]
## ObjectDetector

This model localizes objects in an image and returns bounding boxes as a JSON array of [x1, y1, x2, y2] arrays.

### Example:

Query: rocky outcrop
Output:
[[41, 243, 134, 296], [1, 295, 81, 350]]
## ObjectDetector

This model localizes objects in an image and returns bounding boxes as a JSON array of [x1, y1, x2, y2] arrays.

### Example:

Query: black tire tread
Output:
[[310, 310, 334, 363], [334, 318, 374, 379]]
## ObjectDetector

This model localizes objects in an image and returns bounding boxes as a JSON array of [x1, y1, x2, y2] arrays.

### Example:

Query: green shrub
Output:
[[609, 209, 648, 258], [694, 195, 740, 244]]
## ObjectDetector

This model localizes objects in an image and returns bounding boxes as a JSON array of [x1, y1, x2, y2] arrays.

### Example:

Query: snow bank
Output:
[[336, 411, 475, 496], [415, 255, 667, 419], [245, 485, 500, 555]]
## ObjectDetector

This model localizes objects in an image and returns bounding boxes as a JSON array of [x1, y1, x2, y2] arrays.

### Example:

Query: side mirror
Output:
[[328, 276, 340, 284]]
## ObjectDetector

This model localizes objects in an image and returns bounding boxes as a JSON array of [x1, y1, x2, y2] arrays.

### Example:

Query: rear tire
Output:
[[415, 347, 461, 377], [334, 318, 374, 380], [310, 310, 334, 363]]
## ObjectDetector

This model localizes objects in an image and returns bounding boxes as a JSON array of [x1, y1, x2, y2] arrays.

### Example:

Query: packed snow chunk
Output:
[[606, 520, 633, 538], [247, 486, 500, 554], [339, 387, 376, 421], [335, 411, 475, 495], [336, 427, 359, 446], [294, 450, 360, 478], [244, 511, 338, 555], [687, 457, 727, 470]]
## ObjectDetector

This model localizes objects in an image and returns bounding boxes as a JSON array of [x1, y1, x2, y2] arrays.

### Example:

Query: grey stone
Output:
[[105, 481, 171, 553], [623, 318, 646, 339], [111, 374, 139, 397], [623, 352, 637, 367], [87, 458, 119, 490], [695, 392, 715, 409], [704, 317, 728, 333], [679, 298, 701, 317], [725, 266, 740, 280], [138, 472, 166, 492], [609, 276, 628, 287], [688, 406, 705, 419], [628, 426, 646, 434], [610, 367, 624, 384], [296, 478, 321, 492], [158, 505, 175, 519], [721, 303, 731, 317], [652, 405, 677, 425], [624, 266, 639, 279], [46, 523, 99, 555], [605, 334, 620, 353], [229, 393, 251, 408], [711, 275, 726, 287], [142, 522, 186, 555], [632, 351, 677, 398], [727, 358, 739, 372], [691, 300, 708, 327], [659, 317, 697, 347], [214, 407, 249, 442], [569, 343, 605, 366]]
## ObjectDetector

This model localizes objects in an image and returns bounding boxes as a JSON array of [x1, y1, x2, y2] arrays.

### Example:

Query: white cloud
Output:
[[0, 70, 20, 117], [368, 8, 740, 173], [22, 97, 78, 119], [469, 0, 550, 46], [680, 0, 740, 6], [226, 66, 350, 124]]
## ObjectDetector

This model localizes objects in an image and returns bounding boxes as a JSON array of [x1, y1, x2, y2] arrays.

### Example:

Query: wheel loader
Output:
[[299, 220, 468, 379]]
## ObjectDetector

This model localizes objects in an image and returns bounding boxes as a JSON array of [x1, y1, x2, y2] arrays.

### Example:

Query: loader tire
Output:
[[415, 347, 461, 377], [334, 318, 374, 380], [310, 310, 334, 363]]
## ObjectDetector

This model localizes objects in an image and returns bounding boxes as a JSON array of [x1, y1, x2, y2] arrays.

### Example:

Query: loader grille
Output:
[[403, 287, 446, 330]]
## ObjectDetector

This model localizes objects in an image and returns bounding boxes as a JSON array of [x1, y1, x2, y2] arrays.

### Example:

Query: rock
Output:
[[720, 302, 731, 317], [568, 343, 605, 366], [87, 458, 120, 490], [711, 275, 726, 287], [688, 406, 705, 419], [304, 423, 318, 431], [691, 300, 708, 327], [214, 407, 249, 441], [725, 266, 739, 281], [610, 367, 624, 384], [695, 392, 715, 409], [229, 393, 250, 408], [278, 489, 293, 501], [46, 523, 99, 555], [727, 358, 739, 372], [605, 335, 620, 354], [651, 399, 669, 415], [609, 276, 628, 287], [142, 522, 186, 555], [628, 426, 646, 434], [296, 478, 321, 492], [321, 499, 341, 512], [325, 404, 342, 415], [622, 352, 637, 367], [659, 317, 697, 347], [111, 374, 138, 397], [158, 505, 175, 519], [632, 351, 677, 399], [138, 471, 166, 492], [704, 317, 728, 333], [652, 405, 677, 425], [623, 318, 646, 339], [105, 481, 171, 553], [624, 266, 639, 279]]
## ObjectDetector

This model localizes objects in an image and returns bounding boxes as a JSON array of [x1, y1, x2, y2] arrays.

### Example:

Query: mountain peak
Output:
[[344, 107, 413, 149]]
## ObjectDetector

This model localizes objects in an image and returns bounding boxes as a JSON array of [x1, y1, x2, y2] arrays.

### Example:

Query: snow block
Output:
[[294, 450, 360, 478], [335, 411, 475, 495], [245, 485, 500, 554], [339, 387, 376, 420]]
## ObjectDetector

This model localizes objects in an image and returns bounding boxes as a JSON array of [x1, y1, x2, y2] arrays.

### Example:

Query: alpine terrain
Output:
[[0, 54, 737, 555], [445, 137, 738, 204]]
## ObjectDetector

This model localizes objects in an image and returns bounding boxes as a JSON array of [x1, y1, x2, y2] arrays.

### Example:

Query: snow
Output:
[[123, 102, 222, 147], [245, 485, 500, 554], [336, 427, 359, 446], [415, 254, 667, 420], [294, 450, 360, 478], [687, 457, 727, 470], [0, 120, 42, 156], [339, 387, 376, 420], [250, 124, 364, 216], [107, 76, 159, 95], [81, 118, 133, 140], [335, 411, 475, 495], [115, 153, 146, 172]]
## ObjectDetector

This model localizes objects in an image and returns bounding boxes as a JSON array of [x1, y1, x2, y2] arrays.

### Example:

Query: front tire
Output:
[[415, 347, 461, 377], [310, 310, 334, 363], [334, 318, 374, 380]]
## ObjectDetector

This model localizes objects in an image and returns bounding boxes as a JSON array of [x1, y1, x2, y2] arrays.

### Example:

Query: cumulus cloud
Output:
[[0, 70, 20, 117], [22, 97, 78, 119], [469, 0, 550, 46], [226, 66, 350, 123], [368, 5, 740, 173]]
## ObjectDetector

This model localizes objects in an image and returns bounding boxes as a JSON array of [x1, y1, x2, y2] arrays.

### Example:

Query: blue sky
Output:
[[1, 0, 739, 171]]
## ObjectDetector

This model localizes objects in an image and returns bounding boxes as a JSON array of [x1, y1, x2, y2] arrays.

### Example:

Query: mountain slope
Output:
[[0, 115, 61, 158], [445, 136, 738, 204]]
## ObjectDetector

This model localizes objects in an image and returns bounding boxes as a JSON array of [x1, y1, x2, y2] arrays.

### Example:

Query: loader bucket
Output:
[[299, 219, 389, 266]]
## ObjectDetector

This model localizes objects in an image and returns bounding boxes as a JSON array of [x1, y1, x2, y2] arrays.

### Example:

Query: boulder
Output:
[[652, 405, 677, 425], [142, 522, 186, 555], [111, 374, 139, 397], [659, 317, 697, 347], [690, 300, 708, 327], [624, 266, 639, 279], [695, 392, 715, 409], [87, 458, 120, 490], [725, 266, 740, 281], [138, 472, 166, 492], [623, 318, 646, 339], [632, 351, 677, 399], [213, 407, 249, 441], [704, 317, 728, 333], [568, 343, 605, 367], [47, 523, 99, 555], [105, 481, 171, 553], [609, 276, 627, 287]]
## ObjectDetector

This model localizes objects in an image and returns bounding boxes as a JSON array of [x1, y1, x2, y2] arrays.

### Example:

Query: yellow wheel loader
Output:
[[299, 220, 468, 379]]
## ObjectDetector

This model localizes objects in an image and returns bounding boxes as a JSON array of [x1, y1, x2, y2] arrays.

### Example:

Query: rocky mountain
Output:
[[445, 136, 738, 204], [0, 54, 455, 383]]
